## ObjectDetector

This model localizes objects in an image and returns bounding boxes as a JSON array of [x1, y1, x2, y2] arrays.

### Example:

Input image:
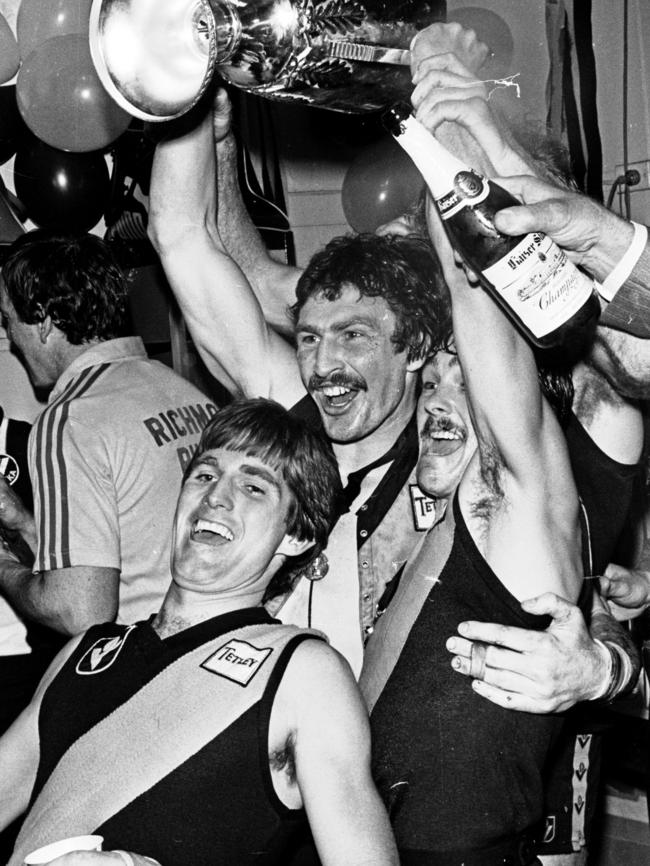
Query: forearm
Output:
[[216, 132, 300, 332], [0, 558, 76, 633], [0, 560, 118, 635], [451, 278, 543, 463]]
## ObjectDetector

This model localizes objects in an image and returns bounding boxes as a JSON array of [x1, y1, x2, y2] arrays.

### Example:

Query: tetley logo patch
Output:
[[76, 627, 135, 675], [201, 639, 273, 686], [409, 484, 437, 531]]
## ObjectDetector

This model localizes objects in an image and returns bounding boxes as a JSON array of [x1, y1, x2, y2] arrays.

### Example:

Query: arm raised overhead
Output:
[[148, 97, 305, 406]]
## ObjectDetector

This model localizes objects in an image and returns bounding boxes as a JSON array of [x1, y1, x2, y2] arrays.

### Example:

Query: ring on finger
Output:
[[469, 640, 489, 681]]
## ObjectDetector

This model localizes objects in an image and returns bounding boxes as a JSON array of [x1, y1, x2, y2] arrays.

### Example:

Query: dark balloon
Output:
[[17, 34, 132, 153], [0, 86, 28, 166], [0, 12, 19, 84], [14, 136, 110, 232], [447, 7, 514, 79], [342, 136, 424, 233], [17, 0, 93, 60]]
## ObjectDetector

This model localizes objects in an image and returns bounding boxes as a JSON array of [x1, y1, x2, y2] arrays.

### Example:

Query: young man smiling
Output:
[[0, 399, 398, 866]]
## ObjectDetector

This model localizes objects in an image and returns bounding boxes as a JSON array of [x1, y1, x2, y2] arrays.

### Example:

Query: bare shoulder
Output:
[[283, 637, 357, 693], [591, 324, 650, 400], [276, 638, 366, 727], [572, 359, 643, 463]]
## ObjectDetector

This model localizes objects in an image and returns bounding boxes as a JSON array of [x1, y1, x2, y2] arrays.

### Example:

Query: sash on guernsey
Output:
[[11, 622, 320, 866], [359, 500, 454, 712]]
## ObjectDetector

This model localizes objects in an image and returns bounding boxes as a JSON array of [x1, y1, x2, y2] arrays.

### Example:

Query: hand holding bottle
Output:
[[493, 175, 636, 284], [384, 104, 600, 350]]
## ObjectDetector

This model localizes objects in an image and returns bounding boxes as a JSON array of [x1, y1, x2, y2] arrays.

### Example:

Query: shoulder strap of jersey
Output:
[[11, 622, 316, 866], [359, 499, 456, 713]]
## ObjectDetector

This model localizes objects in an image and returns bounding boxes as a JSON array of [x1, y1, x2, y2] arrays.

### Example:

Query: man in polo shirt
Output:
[[0, 230, 218, 639]]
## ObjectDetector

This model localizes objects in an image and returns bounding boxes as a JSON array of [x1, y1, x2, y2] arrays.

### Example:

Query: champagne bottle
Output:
[[383, 103, 600, 351]]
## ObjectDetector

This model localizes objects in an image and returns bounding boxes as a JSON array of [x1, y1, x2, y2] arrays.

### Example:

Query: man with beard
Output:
[[360, 202, 584, 865]]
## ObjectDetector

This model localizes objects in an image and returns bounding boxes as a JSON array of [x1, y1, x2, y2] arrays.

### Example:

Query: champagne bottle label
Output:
[[482, 233, 594, 338], [437, 170, 490, 219]]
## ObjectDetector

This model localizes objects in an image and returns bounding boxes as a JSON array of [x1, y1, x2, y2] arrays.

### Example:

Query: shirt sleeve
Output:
[[599, 236, 650, 338], [31, 414, 120, 572]]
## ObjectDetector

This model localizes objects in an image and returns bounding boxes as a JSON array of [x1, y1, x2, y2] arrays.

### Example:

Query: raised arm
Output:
[[213, 91, 301, 336], [147, 98, 304, 405], [430, 203, 581, 603], [277, 641, 398, 866]]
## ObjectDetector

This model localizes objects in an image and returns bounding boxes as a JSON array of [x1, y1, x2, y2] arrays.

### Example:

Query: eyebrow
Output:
[[240, 464, 282, 491], [194, 455, 281, 491], [296, 314, 379, 334]]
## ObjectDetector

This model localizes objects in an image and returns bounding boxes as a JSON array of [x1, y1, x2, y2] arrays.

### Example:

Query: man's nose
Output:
[[313, 336, 344, 377], [204, 477, 234, 510], [422, 387, 453, 415]]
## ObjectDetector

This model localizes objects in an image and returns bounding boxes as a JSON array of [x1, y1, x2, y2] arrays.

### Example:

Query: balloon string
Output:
[[455, 72, 521, 100]]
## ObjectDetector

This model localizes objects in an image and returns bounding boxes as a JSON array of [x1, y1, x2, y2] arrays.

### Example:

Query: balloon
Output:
[[16, 0, 93, 60], [447, 7, 514, 80], [0, 86, 28, 165], [0, 13, 19, 84], [342, 137, 424, 233], [14, 135, 110, 233], [16, 34, 132, 152]]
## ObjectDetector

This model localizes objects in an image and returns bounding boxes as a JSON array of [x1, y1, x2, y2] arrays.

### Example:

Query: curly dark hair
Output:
[[290, 233, 451, 361], [184, 397, 342, 599], [1, 230, 128, 344]]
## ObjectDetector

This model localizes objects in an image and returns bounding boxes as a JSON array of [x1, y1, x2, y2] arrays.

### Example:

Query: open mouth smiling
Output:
[[421, 423, 466, 456], [319, 384, 358, 408], [191, 518, 234, 543]]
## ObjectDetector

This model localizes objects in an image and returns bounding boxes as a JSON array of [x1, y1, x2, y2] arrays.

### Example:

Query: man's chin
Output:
[[321, 416, 366, 443], [416, 462, 464, 499], [315, 396, 364, 441]]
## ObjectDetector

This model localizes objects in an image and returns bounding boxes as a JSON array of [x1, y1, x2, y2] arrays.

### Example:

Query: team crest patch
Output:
[[0, 454, 19, 486], [409, 483, 437, 531], [76, 627, 135, 675], [201, 639, 273, 686]]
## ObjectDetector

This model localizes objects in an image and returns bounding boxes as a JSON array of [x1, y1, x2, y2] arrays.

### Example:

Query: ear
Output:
[[407, 350, 427, 373], [37, 316, 54, 344], [406, 332, 430, 373], [275, 534, 314, 559]]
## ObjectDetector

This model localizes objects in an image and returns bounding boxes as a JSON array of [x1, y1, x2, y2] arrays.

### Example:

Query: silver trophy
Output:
[[89, 0, 445, 120]]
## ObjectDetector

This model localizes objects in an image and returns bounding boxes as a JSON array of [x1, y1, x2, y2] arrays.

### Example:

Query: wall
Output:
[[594, 0, 650, 222]]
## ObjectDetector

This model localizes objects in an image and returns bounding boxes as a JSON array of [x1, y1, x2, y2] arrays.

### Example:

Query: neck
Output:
[[333, 387, 416, 479], [153, 584, 265, 639], [58, 338, 104, 377]]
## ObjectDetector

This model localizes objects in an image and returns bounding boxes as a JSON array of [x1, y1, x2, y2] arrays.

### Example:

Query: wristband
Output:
[[596, 221, 648, 301], [592, 639, 633, 703], [590, 639, 613, 701]]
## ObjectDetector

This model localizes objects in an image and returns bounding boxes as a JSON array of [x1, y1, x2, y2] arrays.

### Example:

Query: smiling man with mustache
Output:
[[360, 193, 584, 863], [149, 109, 454, 672]]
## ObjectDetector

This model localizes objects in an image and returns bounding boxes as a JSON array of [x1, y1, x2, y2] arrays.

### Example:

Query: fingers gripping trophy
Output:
[[88, 0, 445, 120]]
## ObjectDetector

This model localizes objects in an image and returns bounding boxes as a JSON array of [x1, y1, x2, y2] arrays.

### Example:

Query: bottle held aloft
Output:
[[383, 102, 600, 352]]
